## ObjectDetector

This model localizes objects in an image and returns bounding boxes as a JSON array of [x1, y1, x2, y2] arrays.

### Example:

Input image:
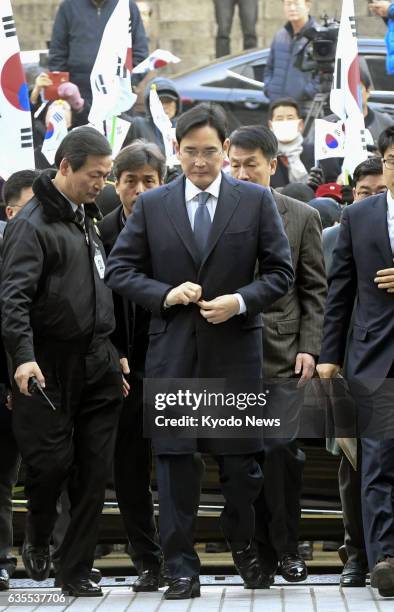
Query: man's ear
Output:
[[298, 119, 304, 133], [268, 120, 273, 129], [223, 138, 230, 155], [175, 141, 181, 160], [5, 206, 14, 220], [59, 157, 71, 176], [270, 158, 278, 175], [352, 187, 356, 200]]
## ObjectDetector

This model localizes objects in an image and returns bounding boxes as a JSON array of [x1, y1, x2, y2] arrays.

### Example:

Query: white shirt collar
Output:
[[387, 190, 394, 218], [185, 172, 222, 203]]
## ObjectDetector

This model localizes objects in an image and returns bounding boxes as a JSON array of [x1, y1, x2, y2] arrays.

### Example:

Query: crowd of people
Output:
[[0, 0, 394, 604]]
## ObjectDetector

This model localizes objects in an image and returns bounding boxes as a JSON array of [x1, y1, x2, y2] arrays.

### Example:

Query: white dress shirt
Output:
[[387, 190, 394, 257], [184, 174, 246, 315]]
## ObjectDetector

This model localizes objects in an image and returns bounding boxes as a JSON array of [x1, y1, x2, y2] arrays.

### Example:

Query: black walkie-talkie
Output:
[[28, 376, 57, 411]]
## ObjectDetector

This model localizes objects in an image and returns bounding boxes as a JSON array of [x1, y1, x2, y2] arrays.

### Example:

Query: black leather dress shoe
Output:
[[0, 569, 10, 591], [62, 578, 103, 597], [340, 562, 367, 587], [132, 569, 164, 592], [22, 542, 51, 581], [54, 568, 102, 588], [279, 553, 308, 582], [232, 544, 270, 589], [164, 577, 200, 600]]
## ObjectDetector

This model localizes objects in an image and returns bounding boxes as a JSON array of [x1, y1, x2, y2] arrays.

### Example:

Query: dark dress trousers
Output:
[[105, 172, 294, 577], [320, 193, 394, 569], [322, 224, 367, 569], [254, 191, 326, 567], [0, 173, 123, 583], [98, 205, 162, 573]]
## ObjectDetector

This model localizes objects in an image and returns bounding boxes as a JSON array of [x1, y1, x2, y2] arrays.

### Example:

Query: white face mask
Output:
[[271, 119, 301, 143]]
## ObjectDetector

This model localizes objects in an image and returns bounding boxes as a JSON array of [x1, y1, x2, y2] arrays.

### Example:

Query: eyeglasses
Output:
[[181, 148, 223, 161], [383, 158, 394, 169]]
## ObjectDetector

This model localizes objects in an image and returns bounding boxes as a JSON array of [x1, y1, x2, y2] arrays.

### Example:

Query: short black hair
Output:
[[176, 103, 227, 144], [352, 157, 383, 186], [378, 126, 394, 158], [229, 125, 278, 160], [2, 169, 41, 206], [113, 139, 166, 182], [279, 182, 315, 202], [268, 97, 301, 121], [54, 126, 112, 171]]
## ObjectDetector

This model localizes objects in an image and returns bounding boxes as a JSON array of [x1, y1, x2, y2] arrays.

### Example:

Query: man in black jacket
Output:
[[98, 140, 165, 591], [48, 0, 149, 118], [0, 128, 124, 597]]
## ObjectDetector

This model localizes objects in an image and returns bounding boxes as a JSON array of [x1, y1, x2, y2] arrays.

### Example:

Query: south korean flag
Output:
[[89, 0, 136, 129], [0, 0, 34, 178]]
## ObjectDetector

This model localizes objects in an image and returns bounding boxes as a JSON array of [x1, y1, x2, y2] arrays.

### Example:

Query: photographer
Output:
[[264, 0, 319, 110], [369, 1, 394, 73]]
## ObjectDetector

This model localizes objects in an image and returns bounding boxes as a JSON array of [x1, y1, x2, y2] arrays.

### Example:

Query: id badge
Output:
[[94, 246, 105, 279]]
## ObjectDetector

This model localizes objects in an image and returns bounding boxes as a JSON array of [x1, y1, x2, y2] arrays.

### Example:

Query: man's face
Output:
[[353, 173, 386, 202], [160, 96, 177, 120], [382, 144, 394, 195], [5, 186, 34, 220], [116, 164, 161, 217], [269, 105, 303, 143], [228, 146, 277, 188], [283, 0, 310, 23], [60, 155, 113, 204], [176, 125, 227, 190]]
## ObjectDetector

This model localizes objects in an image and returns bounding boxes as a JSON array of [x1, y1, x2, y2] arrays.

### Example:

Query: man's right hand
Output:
[[14, 362, 45, 396], [316, 363, 340, 379], [369, 1, 391, 17], [165, 282, 202, 307]]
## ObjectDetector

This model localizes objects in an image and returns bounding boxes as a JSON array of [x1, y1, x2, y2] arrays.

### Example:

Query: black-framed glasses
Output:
[[383, 158, 394, 170]]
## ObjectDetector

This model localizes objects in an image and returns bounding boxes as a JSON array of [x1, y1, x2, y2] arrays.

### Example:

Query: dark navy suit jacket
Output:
[[320, 193, 394, 390]]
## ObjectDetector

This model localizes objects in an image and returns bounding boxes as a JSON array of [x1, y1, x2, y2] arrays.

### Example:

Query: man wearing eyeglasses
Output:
[[317, 126, 394, 598], [105, 103, 294, 599]]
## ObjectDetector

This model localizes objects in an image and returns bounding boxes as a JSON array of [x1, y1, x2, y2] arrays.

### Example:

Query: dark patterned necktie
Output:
[[74, 207, 85, 228], [193, 192, 211, 256]]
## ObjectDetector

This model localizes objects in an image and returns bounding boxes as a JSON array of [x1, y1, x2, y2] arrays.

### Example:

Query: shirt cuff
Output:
[[234, 293, 247, 315]]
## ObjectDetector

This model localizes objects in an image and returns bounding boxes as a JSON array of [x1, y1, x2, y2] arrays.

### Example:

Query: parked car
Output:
[[171, 38, 394, 131]]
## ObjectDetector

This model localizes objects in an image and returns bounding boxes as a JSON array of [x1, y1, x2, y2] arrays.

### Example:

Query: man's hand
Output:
[[14, 362, 45, 396], [165, 282, 202, 307], [198, 295, 240, 324], [316, 363, 340, 379], [120, 357, 130, 398], [374, 268, 394, 292], [369, 1, 391, 17], [295, 353, 316, 387]]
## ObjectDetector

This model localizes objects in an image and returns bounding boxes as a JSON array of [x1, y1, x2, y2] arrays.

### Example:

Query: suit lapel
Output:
[[200, 174, 241, 267], [163, 175, 200, 268], [373, 194, 393, 265]]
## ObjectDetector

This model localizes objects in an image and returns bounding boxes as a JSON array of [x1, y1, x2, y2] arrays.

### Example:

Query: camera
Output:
[[294, 15, 340, 76]]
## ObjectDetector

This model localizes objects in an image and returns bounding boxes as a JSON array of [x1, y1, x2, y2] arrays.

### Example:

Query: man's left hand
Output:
[[374, 268, 394, 292], [198, 295, 240, 324], [120, 357, 130, 398], [295, 353, 316, 387]]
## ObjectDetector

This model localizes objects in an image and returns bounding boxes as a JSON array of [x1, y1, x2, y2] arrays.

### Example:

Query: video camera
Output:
[[294, 15, 340, 76]]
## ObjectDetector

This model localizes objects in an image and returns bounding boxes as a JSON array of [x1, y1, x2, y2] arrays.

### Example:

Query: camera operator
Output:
[[369, 2, 394, 74], [264, 1, 319, 111]]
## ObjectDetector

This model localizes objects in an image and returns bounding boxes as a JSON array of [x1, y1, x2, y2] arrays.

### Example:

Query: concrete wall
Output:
[[13, 0, 387, 72]]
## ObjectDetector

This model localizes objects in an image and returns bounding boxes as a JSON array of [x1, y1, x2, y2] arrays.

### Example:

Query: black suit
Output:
[[105, 172, 294, 577], [320, 193, 394, 569], [98, 206, 162, 573]]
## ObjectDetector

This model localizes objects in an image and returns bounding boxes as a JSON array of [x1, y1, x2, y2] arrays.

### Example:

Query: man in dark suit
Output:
[[105, 103, 294, 599], [228, 125, 326, 583], [98, 140, 166, 591], [317, 126, 394, 598], [322, 156, 386, 588]]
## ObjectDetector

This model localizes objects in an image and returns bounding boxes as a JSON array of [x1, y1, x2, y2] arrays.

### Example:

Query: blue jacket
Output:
[[48, 0, 149, 101], [264, 17, 319, 103]]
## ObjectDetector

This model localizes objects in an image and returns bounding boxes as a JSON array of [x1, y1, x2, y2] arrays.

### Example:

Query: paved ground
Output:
[[1, 578, 393, 611]]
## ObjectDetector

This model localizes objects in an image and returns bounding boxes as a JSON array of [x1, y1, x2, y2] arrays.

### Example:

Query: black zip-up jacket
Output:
[[0, 171, 115, 370]]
